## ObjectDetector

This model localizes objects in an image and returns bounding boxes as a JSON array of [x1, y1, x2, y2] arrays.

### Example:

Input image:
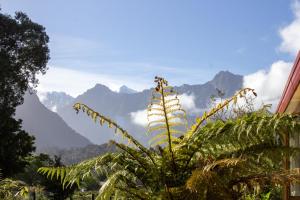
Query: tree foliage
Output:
[[0, 10, 49, 177], [0, 116, 35, 177], [39, 77, 300, 199], [0, 11, 50, 113]]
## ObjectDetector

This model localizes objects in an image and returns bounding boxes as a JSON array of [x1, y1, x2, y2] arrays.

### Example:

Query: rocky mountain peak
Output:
[[119, 85, 137, 94], [209, 71, 243, 97]]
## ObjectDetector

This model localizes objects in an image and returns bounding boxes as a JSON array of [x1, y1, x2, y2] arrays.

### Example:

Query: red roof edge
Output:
[[276, 51, 300, 113]]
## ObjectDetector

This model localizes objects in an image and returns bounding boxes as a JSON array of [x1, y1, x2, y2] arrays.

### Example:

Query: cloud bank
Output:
[[37, 66, 150, 97], [243, 61, 292, 111], [279, 0, 300, 55]]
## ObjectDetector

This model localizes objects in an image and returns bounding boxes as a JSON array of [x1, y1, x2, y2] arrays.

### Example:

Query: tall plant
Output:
[[39, 77, 300, 199]]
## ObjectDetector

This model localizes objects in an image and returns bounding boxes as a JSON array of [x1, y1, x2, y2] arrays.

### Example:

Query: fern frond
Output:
[[147, 77, 187, 146], [110, 140, 155, 172], [187, 88, 257, 138], [0, 179, 29, 199], [229, 168, 300, 188], [203, 158, 245, 172], [38, 153, 118, 188], [97, 170, 150, 200], [73, 103, 156, 166], [147, 76, 188, 171]]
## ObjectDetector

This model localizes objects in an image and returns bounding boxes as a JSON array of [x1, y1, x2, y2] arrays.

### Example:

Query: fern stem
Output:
[[165, 184, 174, 200], [111, 141, 149, 171], [160, 84, 177, 172]]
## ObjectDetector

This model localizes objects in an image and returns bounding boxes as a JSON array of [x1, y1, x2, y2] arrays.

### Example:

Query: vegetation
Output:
[[44, 144, 117, 165], [0, 10, 50, 177], [39, 77, 300, 199], [15, 154, 77, 200]]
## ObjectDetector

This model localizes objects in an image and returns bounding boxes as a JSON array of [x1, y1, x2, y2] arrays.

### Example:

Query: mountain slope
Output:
[[15, 92, 91, 151], [57, 71, 243, 145]]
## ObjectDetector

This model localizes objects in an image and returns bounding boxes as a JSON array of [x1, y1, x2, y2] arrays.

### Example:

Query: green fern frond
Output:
[[97, 170, 151, 200], [73, 103, 156, 166], [187, 88, 257, 138], [38, 153, 118, 188]]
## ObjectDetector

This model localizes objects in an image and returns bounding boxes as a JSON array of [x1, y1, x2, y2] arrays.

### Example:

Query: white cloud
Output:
[[243, 61, 292, 111], [51, 105, 57, 112], [177, 93, 200, 113], [130, 109, 148, 127], [37, 91, 47, 102], [279, 0, 300, 55], [36, 66, 150, 97]]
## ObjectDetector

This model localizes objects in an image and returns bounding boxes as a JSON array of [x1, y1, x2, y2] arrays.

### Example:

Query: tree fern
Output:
[[39, 77, 300, 199]]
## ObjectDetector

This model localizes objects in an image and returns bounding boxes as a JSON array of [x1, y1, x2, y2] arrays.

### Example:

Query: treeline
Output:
[[43, 143, 116, 165]]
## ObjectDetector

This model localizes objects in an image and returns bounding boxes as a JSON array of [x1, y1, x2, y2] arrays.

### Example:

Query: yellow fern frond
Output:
[[147, 76, 188, 171], [147, 77, 187, 147]]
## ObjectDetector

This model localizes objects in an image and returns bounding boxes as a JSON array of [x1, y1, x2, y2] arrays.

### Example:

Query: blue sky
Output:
[[0, 0, 299, 96]]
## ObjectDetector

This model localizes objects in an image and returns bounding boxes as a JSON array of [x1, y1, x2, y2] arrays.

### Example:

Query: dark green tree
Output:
[[0, 10, 50, 177], [0, 11, 49, 112], [0, 116, 35, 177]]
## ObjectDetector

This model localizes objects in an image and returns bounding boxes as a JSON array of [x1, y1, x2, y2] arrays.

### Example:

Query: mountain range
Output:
[[57, 71, 243, 145], [16, 71, 243, 150]]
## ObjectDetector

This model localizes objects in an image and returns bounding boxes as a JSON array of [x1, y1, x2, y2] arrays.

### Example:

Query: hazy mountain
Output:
[[39, 91, 74, 112], [15, 92, 91, 151], [119, 85, 137, 94], [56, 71, 243, 145]]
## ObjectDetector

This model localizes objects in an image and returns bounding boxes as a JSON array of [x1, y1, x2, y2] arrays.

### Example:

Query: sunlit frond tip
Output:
[[147, 76, 188, 147]]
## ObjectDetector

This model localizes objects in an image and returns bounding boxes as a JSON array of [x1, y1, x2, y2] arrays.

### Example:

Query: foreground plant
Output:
[[0, 171, 29, 200], [39, 77, 300, 199]]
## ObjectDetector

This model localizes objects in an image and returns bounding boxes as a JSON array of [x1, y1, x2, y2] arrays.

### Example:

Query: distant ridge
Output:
[[55, 71, 243, 145], [16, 92, 91, 151]]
